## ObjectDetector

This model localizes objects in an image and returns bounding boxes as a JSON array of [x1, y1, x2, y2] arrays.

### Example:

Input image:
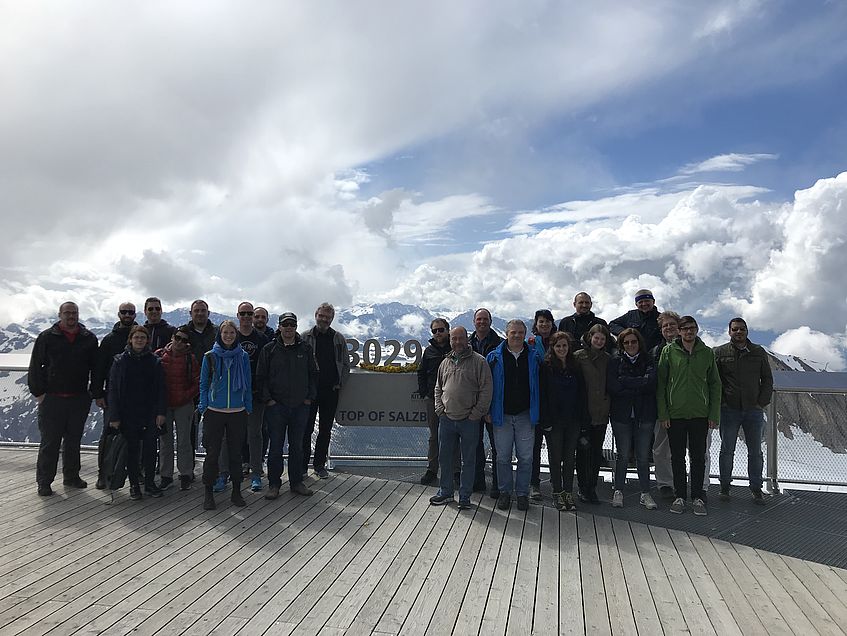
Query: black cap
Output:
[[278, 312, 297, 325]]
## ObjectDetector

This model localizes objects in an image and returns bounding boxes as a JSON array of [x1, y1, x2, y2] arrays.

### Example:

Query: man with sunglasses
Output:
[[417, 318, 454, 486], [156, 326, 200, 490], [143, 297, 175, 352], [91, 302, 138, 489], [235, 302, 269, 492]]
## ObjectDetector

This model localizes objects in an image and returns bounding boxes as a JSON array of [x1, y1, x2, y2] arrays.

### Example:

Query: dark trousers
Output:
[[437, 417, 479, 501], [122, 421, 158, 488], [545, 423, 581, 493], [576, 423, 607, 494], [202, 410, 247, 487], [267, 402, 309, 489], [668, 417, 709, 501], [96, 406, 111, 478], [303, 386, 339, 470], [474, 419, 499, 491], [36, 394, 90, 487], [530, 425, 544, 487]]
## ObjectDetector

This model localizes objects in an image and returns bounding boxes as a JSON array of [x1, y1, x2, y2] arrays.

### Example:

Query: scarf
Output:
[[211, 340, 248, 393]]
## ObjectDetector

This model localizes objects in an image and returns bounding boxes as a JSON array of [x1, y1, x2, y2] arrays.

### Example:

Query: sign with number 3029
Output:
[[345, 338, 423, 367]]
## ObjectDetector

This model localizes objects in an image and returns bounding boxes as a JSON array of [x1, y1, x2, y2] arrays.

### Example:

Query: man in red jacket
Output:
[[156, 326, 200, 490]]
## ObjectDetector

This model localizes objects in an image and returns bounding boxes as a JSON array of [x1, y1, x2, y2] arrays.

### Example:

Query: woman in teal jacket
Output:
[[199, 320, 252, 510]]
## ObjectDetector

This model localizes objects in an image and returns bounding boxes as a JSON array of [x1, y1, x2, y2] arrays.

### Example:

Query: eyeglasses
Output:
[[679, 326, 697, 332], [280, 322, 296, 327], [119, 310, 136, 315], [147, 306, 162, 312], [622, 339, 639, 346], [174, 335, 189, 343], [238, 311, 254, 317], [431, 327, 446, 334]]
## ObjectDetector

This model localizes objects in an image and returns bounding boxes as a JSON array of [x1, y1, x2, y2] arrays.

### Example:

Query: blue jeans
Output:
[[719, 406, 765, 490], [437, 416, 479, 501], [493, 411, 534, 497], [611, 418, 653, 493], [266, 402, 309, 489]]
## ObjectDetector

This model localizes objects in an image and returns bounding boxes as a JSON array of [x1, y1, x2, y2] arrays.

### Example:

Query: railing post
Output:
[[766, 398, 780, 494]]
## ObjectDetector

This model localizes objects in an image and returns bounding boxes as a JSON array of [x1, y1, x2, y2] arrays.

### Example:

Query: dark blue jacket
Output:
[[107, 347, 167, 425], [606, 351, 657, 423]]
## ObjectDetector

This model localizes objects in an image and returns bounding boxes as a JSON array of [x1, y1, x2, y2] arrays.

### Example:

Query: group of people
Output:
[[418, 290, 773, 516], [28, 288, 773, 518], [27, 299, 349, 511]]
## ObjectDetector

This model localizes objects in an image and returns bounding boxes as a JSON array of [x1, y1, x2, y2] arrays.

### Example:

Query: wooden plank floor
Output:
[[1, 448, 846, 635]]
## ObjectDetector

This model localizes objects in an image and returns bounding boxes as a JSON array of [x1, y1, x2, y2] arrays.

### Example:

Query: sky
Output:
[[1, 1, 846, 368]]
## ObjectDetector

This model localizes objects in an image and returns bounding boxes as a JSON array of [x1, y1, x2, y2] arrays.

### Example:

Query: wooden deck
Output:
[[1, 448, 846, 635]]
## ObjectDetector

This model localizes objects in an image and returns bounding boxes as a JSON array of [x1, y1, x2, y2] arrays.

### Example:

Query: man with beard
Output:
[[142, 297, 175, 352], [558, 292, 610, 352], [92, 302, 138, 489], [610, 289, 663, 353], [253, 307, 275, 340]]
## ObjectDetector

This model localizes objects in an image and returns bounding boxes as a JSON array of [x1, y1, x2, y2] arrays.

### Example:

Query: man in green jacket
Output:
[[714, 318, 773, 503], [657, 315, 721, 516]]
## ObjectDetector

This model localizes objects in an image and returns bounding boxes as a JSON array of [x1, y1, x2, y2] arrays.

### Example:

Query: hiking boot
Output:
[[203, 487, 216, 510], [429, 492, 454, 506], [752, 489, 766, 505], [420, 470, 437, 486], [553, 491, 565, 511], [95, 476, 106, 490], [658, 485, 676, 500], [144, 483, 163, 498], [670, 498, 685, 514], [315, 467, 329, 479], [250, 476, 263, 492], [180, 475, 191, 491], [265, 486, 280, 500], [692, 498, 707, 516], [457, 499, 473, 510], [640, 493, 658, 510], [212, 475, 227, 493], [159, 476, 174, 490], [612, 490, 624, 508], [563, 492, 577, 511], [291, 482, 314, 496], [37, 484, 53, 497], [719, 486, 731, 501], [63, 476, 88, 488], [497, 493, 511, 510], [530, 484, 542, 502], [231, 487, 246, 507], [516, 496, 529, 511], [130, 485, 143, 501]]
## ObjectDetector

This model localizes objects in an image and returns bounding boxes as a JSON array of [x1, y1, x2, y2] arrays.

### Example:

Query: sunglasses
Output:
[[147, 306, 162, 312], [238, 311, 254, 317], [431, 327, 446, 334], [119, 310, 136, 315], [174, 335, 189, 343]]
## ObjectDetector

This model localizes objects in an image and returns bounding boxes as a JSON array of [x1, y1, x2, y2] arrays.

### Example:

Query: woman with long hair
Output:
[[529, 309, 557, 500], [573, 323, 611, 504], [108, 325, 166, 500], [607, 328, 658, 509], [198, 320, 252, 510], [539, 331, 584, 511]]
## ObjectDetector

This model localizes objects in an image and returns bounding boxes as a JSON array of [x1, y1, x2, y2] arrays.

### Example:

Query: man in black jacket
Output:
[[610, 289, 662, 352], [182, 299, 216, 364], [417, 318, 452, 486], [28, 302, 98, 496], [558, 292, 610, 351], [257, 313, 319, 499], [142, 297, 175, 352], [91, 302, 137, 489]]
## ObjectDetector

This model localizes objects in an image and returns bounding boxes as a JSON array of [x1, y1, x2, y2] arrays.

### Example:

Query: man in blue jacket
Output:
[[486, 319, 540, 511]]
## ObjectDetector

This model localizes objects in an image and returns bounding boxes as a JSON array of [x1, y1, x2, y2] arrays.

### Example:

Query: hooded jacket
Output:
[[143, 320, 176, 353], [256, 333, 319, 408], [657, 337, 722, 423], [156, 342, 200, 408], [182, 320, 217, 364], [198, 345, 252, 414], [486, 341, 541, 426], [28, 322, 98, 397], [713, 340, 773, 410]]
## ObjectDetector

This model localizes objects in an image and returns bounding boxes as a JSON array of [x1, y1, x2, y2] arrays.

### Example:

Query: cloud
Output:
[[679, 153, 779, 175], [770, 327, 847, 372]]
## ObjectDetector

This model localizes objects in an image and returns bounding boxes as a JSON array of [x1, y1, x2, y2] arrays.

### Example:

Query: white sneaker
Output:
[[612, 490, 624, 508], [640, 492, 657, 510]]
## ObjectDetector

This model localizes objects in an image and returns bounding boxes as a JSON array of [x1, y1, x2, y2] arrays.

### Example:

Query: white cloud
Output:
[[770, 327, 847, 372], [679, 153, 779, 175]]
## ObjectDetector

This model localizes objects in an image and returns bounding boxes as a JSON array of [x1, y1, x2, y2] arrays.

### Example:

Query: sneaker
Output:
[[640, 493, 658, 510], [429, 493, 454, 506], [658, 485, 676, 500], [291, 482, 314, 496], [752, 489, 766, 505], [180, 475, 191, 491], [670, 498, 685, 514], [457, 499, 472, 510], [497, 493, 511, 510], [563, 492, 577, 511], [420, 470, 437, 486], [315, 467, 329, 480], [719, 486, 731, 501], [530, 485, 542, 501], [265, 486, 280, 500], [516, 496, 529, 511], [144, 483, 163, 498], [612, 490, 624, 508], [692, 498, 707, 516], [130, 485, 143, 501], [63, 477, 88, 489], [212, 475, 227, 493], [37, 484, 53, 497], [250, 476, 262, 492], [95, 477, 106, 490], [159, 476, 174, 490], [553, 492, 565, 511]]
